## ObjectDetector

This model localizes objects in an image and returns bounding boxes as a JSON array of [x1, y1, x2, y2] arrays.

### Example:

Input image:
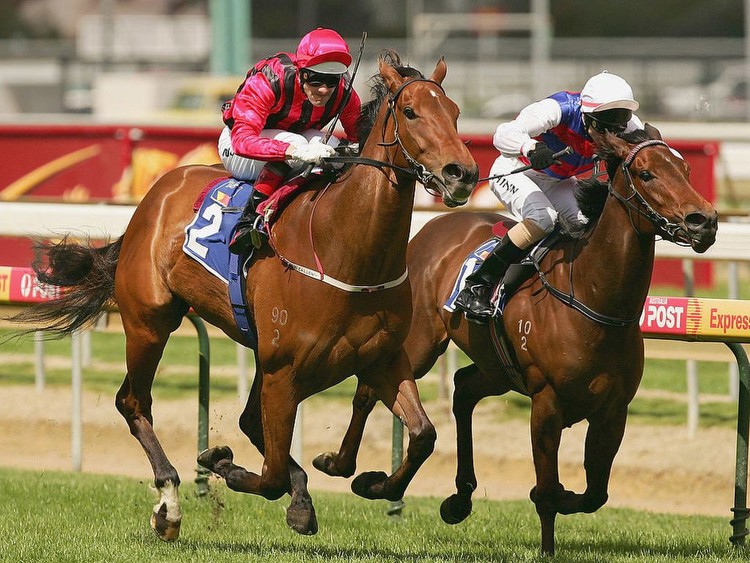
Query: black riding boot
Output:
[[228, 162, 290, 253], [454, 235, 526, 323], [228, 189, 270, 254]]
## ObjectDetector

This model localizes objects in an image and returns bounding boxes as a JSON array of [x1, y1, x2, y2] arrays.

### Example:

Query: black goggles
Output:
[[303, 71, 341, 88], [587, 108, 632, 134]]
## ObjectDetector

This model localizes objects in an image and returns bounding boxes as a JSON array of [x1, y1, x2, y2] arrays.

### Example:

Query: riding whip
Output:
[[478, 146, 573, 183], [323, 31, 367, 144]]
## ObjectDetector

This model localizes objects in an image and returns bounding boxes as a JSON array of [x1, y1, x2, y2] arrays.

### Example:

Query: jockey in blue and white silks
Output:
[[455, 71, 644, 323]]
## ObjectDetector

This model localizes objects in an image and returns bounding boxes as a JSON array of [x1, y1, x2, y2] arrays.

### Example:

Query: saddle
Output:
[[444, 222, 559, 317], [183, 168, 334, 348]]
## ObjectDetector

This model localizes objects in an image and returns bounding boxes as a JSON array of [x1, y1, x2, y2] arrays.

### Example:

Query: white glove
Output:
[[289, 140, 336, 164]]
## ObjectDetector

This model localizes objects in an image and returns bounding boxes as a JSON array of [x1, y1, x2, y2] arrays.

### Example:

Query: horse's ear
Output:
[[379, 56, 405, 92], [589, 126, 630, 160], [644, 123, 663, 140], [429, 57, 447, 85]]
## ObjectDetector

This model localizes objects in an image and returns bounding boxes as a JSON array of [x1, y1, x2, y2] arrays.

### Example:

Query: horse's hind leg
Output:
[[441, 364, 509, 525], [313, 379, 378, 478], [233, 360, 318, 535], [349, 349, 436, 502], [115, 314, 185, 541]]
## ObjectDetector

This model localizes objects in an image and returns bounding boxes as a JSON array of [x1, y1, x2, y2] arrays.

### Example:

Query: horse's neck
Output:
[[334, 162, 415, 273], [573, 195, 655, 315], [282, 157, 415, 284]]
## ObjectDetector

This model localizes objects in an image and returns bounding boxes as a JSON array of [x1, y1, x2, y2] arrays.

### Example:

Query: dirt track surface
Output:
[[0, 383, 738, 518]]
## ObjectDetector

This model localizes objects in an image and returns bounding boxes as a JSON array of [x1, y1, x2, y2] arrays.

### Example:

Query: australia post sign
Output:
[[640, 295, 750, 342]]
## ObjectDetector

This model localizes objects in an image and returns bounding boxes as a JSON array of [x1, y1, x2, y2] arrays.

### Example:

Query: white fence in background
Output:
[[2, 201, 750, 465]]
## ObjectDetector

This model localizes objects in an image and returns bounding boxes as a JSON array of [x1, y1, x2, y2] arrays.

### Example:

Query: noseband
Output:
[[608, 139, 691, 245]]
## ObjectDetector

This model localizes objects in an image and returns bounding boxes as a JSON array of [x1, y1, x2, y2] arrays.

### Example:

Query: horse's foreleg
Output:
[[441, 364, 507, 525], [116, 324, 182, 542], [235, 365, 317, 535], [557, 405, 628, 516], [528, 386, 566, 555], [313, 379, 377, 478], [350, 350, 436, 502], [198, 371, 313, 530]]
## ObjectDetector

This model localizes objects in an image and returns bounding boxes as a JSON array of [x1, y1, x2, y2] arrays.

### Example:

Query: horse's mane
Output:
[[574, 128, 652, 228], [357, 50, 424, 146]]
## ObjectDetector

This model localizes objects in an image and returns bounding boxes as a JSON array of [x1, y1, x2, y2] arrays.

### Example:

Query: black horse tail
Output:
[[10, 236, 123, 337]]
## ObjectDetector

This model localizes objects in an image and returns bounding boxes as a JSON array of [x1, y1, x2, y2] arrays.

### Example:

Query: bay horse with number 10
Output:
[[13, 53, 478, 540], [314, 124, 717, 554]]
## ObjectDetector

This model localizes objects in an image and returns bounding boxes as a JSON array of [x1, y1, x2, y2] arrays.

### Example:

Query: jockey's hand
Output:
[[527, 142, 557, 170], [289, 139, 336, 164]]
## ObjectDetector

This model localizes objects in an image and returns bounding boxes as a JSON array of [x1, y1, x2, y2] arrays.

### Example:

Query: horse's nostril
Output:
[[443, 163, 463, 181], [442, 163, 479, 184], [686, 211, 717, 230]]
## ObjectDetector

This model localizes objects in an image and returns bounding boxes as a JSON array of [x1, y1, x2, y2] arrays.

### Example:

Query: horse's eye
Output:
[[403, 107, 417, 119], [638, 170, 653, 181]]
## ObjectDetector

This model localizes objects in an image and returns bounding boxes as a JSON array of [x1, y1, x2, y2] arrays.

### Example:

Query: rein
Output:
[[533, 138, 678, 327], [270, 77, 443, 293]]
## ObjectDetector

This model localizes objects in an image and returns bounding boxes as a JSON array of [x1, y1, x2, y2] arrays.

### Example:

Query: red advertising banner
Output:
[[0, 266, 62, 303], [641, 295, 750, 342], [0, 124, 719, 286]]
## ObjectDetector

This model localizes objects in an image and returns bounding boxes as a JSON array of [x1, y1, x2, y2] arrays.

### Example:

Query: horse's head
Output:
[[590, 124, 718, 253], [373, 55, 478, 207]]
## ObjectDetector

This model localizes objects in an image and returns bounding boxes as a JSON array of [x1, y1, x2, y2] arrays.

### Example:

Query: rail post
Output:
[[187, 314, 211, 497], [388, 415, 405, 517], [729, 341, 750, 546]]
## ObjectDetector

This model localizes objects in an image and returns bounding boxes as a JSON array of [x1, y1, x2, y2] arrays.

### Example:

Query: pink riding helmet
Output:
[[296, 28, 352, 74]]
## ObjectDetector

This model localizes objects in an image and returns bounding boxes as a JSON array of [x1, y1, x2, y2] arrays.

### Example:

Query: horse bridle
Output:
[[608, 139, 692, 246], [325, 77, 447, 189], [533, 138, 689, 327]]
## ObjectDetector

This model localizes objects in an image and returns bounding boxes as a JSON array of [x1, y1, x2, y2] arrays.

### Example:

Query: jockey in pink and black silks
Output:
[[218, 27, 362, 253], [455, 71, 644, 323]]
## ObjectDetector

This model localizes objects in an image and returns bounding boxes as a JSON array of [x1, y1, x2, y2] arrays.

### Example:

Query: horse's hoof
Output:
[[150, 503, 181, 542], [351, 471, 388, 500], [197, 445, 234, 473], [286, 494, 318, 535], [440, 494, 472, 525], [312, 451, 354, 478], [312, 452, 338, 476]]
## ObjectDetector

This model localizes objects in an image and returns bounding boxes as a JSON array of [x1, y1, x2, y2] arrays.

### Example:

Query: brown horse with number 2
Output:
[[12, 54, 478, 540], [314, 124, 717, 554]]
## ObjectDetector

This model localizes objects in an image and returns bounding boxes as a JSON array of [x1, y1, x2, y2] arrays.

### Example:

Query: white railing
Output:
[[2, 201, 749, 446]]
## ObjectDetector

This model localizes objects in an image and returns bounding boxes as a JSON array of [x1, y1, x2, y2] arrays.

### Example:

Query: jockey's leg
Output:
[[455, 218, 546, 323], [229, 162, 289, 253], [454, 232, 526, 323]]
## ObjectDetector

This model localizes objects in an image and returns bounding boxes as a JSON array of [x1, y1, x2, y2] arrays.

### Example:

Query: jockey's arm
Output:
[[493, 98, 562, 158], [230, 74, 291, 161]]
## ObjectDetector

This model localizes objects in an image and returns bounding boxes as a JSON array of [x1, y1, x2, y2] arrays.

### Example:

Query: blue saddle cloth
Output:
[[183, 177, 258, 349]]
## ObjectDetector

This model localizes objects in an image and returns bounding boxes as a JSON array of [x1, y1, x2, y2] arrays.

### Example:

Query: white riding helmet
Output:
[[580, 71, 640, 113]]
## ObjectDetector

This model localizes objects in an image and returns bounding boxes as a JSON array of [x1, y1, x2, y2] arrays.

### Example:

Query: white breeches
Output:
[[489, 154, 588, 237]]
